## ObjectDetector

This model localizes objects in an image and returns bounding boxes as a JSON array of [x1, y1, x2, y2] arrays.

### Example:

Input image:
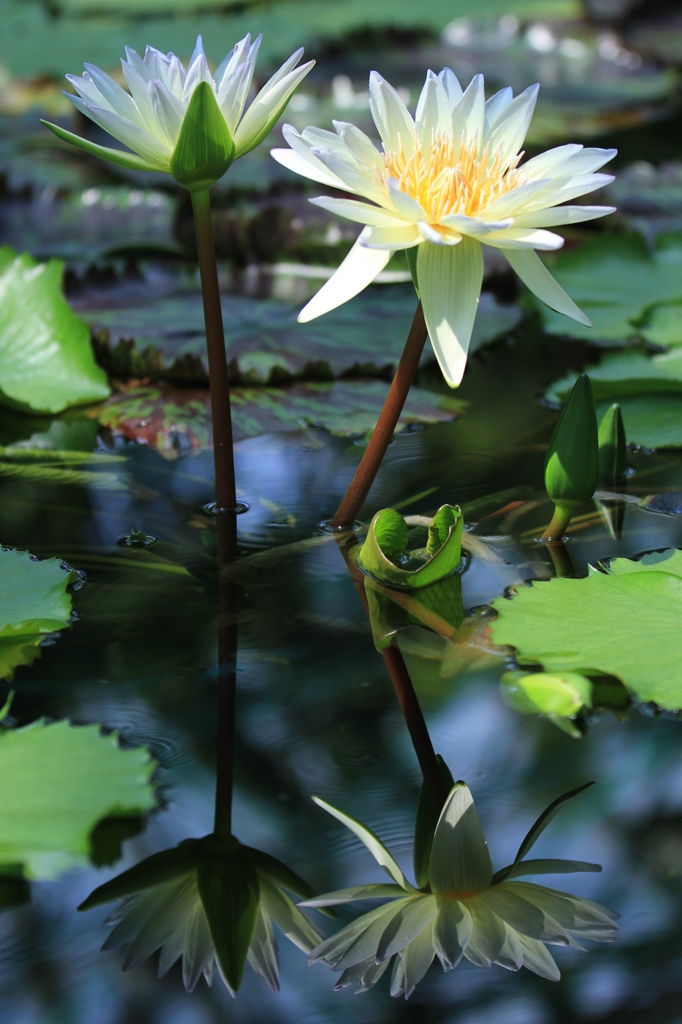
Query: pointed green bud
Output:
[[170, 81, 236, 190], [545, 374, 598, 510], [413, 754, 454, 888], [598, 403, 627, 485]]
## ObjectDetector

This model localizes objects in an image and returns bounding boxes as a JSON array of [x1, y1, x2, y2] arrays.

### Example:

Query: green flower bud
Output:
[[545, 373, 598, 510], [170, 81, 236, 190], [598, 402, 627, 485]]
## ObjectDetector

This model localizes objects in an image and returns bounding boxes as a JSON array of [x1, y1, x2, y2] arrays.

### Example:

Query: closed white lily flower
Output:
[[42, 34, 314, 189], [78, 834, 323, 995], [271, 70, 617, 387], [302, 782, 618, 999]]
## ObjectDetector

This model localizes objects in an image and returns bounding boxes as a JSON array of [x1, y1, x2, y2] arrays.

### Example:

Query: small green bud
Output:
[[598, 403, 627, 485], [545, 374, 599, 510], [356, 505, 463, 588], [170, 81, 236, 190]]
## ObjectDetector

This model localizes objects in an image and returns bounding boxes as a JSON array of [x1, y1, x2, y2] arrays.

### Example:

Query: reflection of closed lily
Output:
[[272, 70, 615, 387], [43, 35, 313, 188], [79, 834, 322, 994], [302, 782, 617, 999]]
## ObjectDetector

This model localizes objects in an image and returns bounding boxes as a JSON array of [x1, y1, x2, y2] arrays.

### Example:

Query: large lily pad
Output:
[[0, 247, 110, 414], [0, 548, 77, 682], [490, 549, 682, 711], [532, 233, 682, 344], [0, 718, 156, 879], [84, 287, 521, 386], [97, 380, 464, 456]]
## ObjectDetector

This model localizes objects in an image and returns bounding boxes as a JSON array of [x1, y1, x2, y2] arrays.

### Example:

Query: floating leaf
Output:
[[0, 719, 157, 879], [0, 548, 77, 682], [357, 506, 463, 590], [98, 382, 463, 456], [531, 233, 682, 344], [490, 549, 682, 711], [0, 247, 110, 414]]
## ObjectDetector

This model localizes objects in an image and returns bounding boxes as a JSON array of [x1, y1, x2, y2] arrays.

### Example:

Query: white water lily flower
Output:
[[78, 834, 323, 995], [302, 782, 618, 999], [42, 34, 314, 187], [271, 70, 616, 386]]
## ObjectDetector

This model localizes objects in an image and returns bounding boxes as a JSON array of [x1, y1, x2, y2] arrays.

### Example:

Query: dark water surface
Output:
[[1, 325, 681, 1024]]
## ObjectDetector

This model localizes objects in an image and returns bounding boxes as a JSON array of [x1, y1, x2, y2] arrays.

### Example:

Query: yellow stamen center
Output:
[[382, 132, 524, 221]]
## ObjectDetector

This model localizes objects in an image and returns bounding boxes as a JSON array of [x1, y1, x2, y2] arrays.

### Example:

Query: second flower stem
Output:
[[331, 301, 427, 528], [191, 187, 237, 512]]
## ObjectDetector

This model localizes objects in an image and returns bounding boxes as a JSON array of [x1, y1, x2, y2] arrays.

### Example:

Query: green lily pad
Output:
[[532, 233, 682, 345], [356, 505, 463, 589], [0, 247, 110, 414], [0, 548, 77, 682], [98, 381, 464, 456], [490, 549, 682, 711], [85, 287, 521, 386], [0, 718, 156, 879]]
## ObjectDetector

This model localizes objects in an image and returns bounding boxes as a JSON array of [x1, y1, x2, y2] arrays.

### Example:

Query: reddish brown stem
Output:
[[331, 301, 427, 528], [191, 188, 237, 512]]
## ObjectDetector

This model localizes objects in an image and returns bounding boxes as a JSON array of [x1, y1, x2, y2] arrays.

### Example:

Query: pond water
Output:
[[2, 3, 682, 1021]]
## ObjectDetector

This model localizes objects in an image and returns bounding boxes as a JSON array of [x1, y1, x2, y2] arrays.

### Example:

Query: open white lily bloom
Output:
[[271, 70, 616, 387], [42, 34, 314, 188], [78, 834, 322, 995], [302, 782, 618, 999]]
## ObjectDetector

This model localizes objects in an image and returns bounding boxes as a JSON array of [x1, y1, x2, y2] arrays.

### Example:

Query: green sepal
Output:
[[544, 374, 599, 509], [413, 755, 455, 889], [40, 120, 160, 173], [598, 403, 627, 485], [197, 843, 260, 992], [357, 504, 463, 589], [405, 246, 420, 297], [77, 841, 200, 910], [170, 81, 235, 190]]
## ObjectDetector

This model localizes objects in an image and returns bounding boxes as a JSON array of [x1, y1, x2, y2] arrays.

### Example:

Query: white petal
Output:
[[311, 145, 383, 202], [334, 902, 407, 971], [503, 247, 591, 326], [158, 926, 185, 978], [416, 70, 452, 150], [301, 125, 350, 153], [218, 63, 251, 134], [369, 71, 416, 156], [432, 899, 473, 968], [309, 195, 404, 227], [120, 61, 158, 132], [214, 32, 251, 87], [144, 46, 171, 87], [182, 902, 213, 992], [428, 782, 493, 890], [518, 934, 560, 981], [482, 228, 564, 251], [167, 55, 186, 100], [440, 213, 514, 237], [418, 221, 462, 245], [484, 87, 513, 133], [487, 84, 539, 170], [299, 882, 405, 907], [521, 172, 615, 212], [189, 35, 207, 70], [481, 887, 570, 945], [438, 67, 463, 109], [123, 877, 197, 972], [513, 205, 616, 228], [310, 901, 401, 967], [80, 103, 171, 167], [480, 179, 553, 219], [260, 46, 305, 92], [124, 47, 151, 83], [247, 906, 279, 992], [259, 877, 322, 954], [298, 231, 387, 319], [356, 958, 391, 992], [520, 144, 583, 180], [82, 63, 146, 128], [361, 224, 421, 249], [182, 55, 213, 103], [271, 146, 345, 189], [451, 74, 485, 153], [506, 882, 618, 939], [280, 123, 348, 185], [561, 146, 617, 176], [376, 896, 438, 962], [402, 923, 436, 998], [387, 179, 425, 222], [234, 61, 315, 157], [333, 120, 383, 170], [65, 72, 108, 108], [148, 80, 185, 148], [390, 952, 406, 996], [311, 795, 412, 887], [418, 236, 483, 385], [464, 896, 521, 969]]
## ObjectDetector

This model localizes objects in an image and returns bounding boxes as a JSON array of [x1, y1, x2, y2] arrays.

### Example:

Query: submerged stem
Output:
[[214, 510, 239, 836], [191, 188, 237, 512], [331, 302, 428, 529], [542, 503, 574, 543]]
